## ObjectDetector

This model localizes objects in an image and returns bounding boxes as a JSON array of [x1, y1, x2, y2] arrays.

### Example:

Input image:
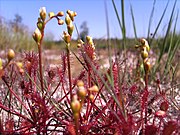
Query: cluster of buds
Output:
[[48, 11, 64, 25], [65, 10, 77, 36], [63, 10, 77, 45], [33, 7, 65, 44], [70, 80, 86, 121], [78, 36, 96, 60], [136, 38, 151, 74], [0, 49, 15, 78], [33, 7, 46, 44]]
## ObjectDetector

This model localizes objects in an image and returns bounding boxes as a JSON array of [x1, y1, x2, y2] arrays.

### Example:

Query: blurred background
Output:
[[0, 0, 180, 51]]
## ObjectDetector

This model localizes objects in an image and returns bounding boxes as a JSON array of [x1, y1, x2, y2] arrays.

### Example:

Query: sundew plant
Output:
[[0, 1, 179, 135]]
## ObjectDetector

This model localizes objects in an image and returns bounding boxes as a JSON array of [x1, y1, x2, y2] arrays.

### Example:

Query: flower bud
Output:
[[67, 10, 77, 21], [19, 68, 24, 75], [135, 45, 139, 48], [86, 36, 91, 42], [39, 7, 46, 21], [48, 12, 55, 18], [77, 39, 84, 48], [67, 23, 74, 36], [86, 36, 94, 45], [38, 17, 42, 22], [73, 12, 77, 17], [77, 44, 81, 48], [88, 85, 99, 92], [65, 14, 71, 25], [33, 28, 42, 44], [7, 49, 15, 61], [140, 38, 145, 45], [71, 95, 81, 113], [67, 10, 70, 14], [78, 86, 87, 99], [140, 38, 150, 52], [57, 11, 64, 17], [63, 31, 71, 44], [37, 21, 43, 31], [141, 50, 148, 59], [16, 62, 23, 69], [77, 80, 84, 87], [58, 19, 64, 25], [89, 94, 94, 101]]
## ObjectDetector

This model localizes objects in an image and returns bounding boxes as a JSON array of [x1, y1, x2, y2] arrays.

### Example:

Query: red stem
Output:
[[67, 47, 72, 100], [38, 43, 44, 93]]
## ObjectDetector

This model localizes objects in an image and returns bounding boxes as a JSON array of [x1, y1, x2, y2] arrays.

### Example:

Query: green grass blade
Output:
[[112, 0, 126, 50], [130, 4, 137, 40], [121, 0, 126, 50], [163, 10, 179, 77], [168, 11, 179, 64], [158, 0, 177, 63], [147, 0, 156, 41], [149, 0, 169, 45], [112, 0, 122, 31], [104, 0, 114, 88]]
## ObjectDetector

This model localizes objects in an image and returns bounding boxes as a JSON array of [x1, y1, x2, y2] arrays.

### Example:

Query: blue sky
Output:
[[0, 0, 179, 40]]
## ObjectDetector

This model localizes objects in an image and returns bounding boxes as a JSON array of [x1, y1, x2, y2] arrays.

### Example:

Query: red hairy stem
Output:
[[0, 103, 32, 124], [2, 79, 29, 113]]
